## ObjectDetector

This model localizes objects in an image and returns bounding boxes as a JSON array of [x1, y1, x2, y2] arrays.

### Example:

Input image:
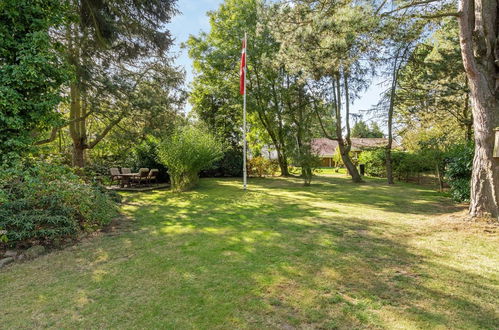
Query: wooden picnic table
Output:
[[118, 173, 139, 188]]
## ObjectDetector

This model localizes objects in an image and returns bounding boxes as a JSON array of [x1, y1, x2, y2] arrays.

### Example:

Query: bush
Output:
[[290, 143, 321, 186], [0, 227, 7, 244], [445, 143, 473, 202], [358, 148, 436, 180], [201, 148, 243, 177], [358, 148, 386, 177], [129, 137, 169, 182], [0, 161, 118, 248], [157, 126, 223, 192], [247, 156, 279, 177]]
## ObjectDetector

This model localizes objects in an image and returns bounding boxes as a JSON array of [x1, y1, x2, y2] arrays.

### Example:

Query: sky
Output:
[[167, 0, 385, 126]]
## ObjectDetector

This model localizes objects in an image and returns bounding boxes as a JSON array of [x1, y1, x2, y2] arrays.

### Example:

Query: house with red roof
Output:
[[312, 138, 393, 167]]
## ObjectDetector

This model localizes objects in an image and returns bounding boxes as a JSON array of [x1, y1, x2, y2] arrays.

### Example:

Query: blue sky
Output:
[[167, 0, 385, 126], [167, 0, 224, 94]]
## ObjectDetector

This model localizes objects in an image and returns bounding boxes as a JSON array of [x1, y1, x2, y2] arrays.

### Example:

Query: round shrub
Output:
[[0, 161, 118, 248], [157, 126, 223, 192]]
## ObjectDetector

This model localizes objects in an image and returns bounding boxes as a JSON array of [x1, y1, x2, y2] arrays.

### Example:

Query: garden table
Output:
[[119, 173, 139, 188]]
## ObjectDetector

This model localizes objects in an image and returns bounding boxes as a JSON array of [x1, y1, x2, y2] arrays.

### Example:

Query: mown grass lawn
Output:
[[1, 173, 498, 329]]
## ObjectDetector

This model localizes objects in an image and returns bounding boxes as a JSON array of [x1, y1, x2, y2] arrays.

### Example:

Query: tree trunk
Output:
[[72, 142, 86, 168], [436, 164, 444, 192], [69, 82, 88, 167], [338, 141, 361, 181], [335, 73, 362, 183], [276, 149, 290, 176], [458, 0, 499, 219], [386, 147, 394, 184], [386, 52, 401, 185], [463, 90, 473, 141]]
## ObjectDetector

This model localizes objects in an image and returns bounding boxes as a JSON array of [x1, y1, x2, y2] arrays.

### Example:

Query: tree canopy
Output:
[[0, 0, 70, 162]]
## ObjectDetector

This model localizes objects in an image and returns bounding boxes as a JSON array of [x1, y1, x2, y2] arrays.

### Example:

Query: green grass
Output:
[[1, 173, 498, 329]]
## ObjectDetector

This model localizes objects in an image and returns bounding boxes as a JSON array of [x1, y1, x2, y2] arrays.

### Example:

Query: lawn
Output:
[[1, 173, 498, 329]]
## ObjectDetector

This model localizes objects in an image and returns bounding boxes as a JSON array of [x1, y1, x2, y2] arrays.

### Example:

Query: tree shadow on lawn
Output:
[[118, 177, 496, 328], [219, 175, 464, 216], [2, 176, 494, 329]]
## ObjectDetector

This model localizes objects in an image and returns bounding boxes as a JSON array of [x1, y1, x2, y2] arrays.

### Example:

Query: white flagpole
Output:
[[243, 32, 248, 190]]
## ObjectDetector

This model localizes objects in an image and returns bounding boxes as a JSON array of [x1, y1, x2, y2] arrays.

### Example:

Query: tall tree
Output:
[[458, 0, 498, 219], [382, 37, 418, 184], [377, 0, 497, 218], [188, 0, 295, 176], [40, 0, 179, 167], [395, 19, 472, 146], [282, 74, 318, 185], [351, 120, 384, 138], [0, 0, 70, 163], [272, 0, 378, 182]]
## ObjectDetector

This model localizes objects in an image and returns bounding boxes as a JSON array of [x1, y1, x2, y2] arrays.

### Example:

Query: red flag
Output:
[[239, 38, 246, 95]]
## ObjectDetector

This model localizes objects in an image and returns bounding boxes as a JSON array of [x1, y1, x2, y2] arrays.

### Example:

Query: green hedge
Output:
[[358, 148, 435, 179], [358, 144, 474, 202]]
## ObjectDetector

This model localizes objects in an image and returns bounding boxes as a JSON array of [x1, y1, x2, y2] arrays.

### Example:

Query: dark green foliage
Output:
[[201, 148, 243, 178], [358, 148, 434, 179], [0, 161, 118, 248], [130, 137, 169, 182], [359, 144, 473, 199], [396, 19, 472, 146], [351, 121, 384, 138], [0, 0, 70, 162], [445, 143, 474, 202], [358, 149, 386, 177]]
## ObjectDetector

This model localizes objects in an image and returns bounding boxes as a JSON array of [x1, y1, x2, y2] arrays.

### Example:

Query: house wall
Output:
[[320, 157, 333, 167]]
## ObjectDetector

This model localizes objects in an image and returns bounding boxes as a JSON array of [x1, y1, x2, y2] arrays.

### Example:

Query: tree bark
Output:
[[335, 74, 362, 183], [276, 149, 290, 176], [386, 47, 405, 185], [72, 142, 86, 168], [463, 91, 473, 141], [69, 81, 87, 167], [386, 67, 397, 185], [458, 0, 499, 219]]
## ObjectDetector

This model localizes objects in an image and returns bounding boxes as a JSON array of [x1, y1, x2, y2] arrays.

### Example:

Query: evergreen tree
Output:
[[42, 0, 180, 167], [351, 121, 384, 138], [0, 0, 70, 163]]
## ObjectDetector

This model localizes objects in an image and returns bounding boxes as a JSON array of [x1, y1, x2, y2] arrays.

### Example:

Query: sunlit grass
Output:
[[1, 173, 498, 328]]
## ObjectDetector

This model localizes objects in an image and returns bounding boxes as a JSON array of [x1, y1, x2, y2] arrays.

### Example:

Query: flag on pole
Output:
[[240, 38, 246, 95], [241, 34, 248, 190]]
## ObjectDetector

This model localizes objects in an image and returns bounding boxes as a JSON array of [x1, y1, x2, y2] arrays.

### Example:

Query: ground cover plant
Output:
[[0, 161, 118, 247], [1, 173, 497, 328]]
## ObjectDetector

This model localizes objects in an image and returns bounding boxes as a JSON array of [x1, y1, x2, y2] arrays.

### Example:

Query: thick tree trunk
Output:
[[69, 82, 87, 167], [72, 142, 86, 168], [276, 148, 290, 176], [458, 0, 499, 219]]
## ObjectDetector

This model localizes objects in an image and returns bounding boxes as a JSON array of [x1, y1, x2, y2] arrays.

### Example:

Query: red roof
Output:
[[312, 138, 390, 157]]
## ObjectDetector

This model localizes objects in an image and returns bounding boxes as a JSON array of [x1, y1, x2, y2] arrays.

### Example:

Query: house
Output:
[[312, 137, 391, 167]]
